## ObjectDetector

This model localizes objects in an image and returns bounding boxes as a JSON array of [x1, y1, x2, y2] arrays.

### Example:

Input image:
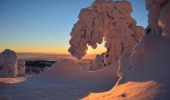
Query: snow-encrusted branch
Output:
[[145, 0, 169, 35]]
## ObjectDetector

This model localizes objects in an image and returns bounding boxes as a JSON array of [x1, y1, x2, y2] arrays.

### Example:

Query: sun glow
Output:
[[87, 49, 91, 54], [86, 43, 107, 55]]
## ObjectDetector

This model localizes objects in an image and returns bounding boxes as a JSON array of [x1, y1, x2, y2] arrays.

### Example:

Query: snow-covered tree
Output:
[[120, 0, 170, 84], [69, 0, 144, 78], [0, 49, 17, 77]]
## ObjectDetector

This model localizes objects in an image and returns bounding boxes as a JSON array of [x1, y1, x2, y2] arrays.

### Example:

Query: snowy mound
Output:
[[0, 49, 17, 77], [44, 59, 82, 79], [83, 81, 166, 100], [43, 59, 115, 82]]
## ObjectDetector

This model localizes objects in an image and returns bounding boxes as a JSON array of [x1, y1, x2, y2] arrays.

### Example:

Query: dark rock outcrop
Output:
[[25, 60, 56, 74]]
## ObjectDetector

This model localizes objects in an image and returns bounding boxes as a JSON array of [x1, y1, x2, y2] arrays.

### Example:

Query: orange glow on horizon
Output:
[[0, 47, 69, 54], [0, 43, 106, 55], [86, 43, 107, 55]]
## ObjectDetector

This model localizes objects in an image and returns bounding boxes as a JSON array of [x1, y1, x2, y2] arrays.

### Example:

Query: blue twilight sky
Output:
[[0, 0, 148, 54]]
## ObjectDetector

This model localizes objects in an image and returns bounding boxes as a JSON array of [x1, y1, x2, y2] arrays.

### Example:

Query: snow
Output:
[[85, 35, 170, 99], [159, 1, 170, 38], [0, 49, 17, 77], [94, 53, 105, 70], [70, 0, 170, 99], [0, 59, 115, 100], [0, 77, 26, 84], [42, 59, 115, 81], [123, 35, 170, 84], [145, 0, 167, 35], [82, 81, 165, 100], [118, 0, 170, 84], [84, 35, 170, 100], [69, 0, 144, 79], [0, 0, 170, 100]]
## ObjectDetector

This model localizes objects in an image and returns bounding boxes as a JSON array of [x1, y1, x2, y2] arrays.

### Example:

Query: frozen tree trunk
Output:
[[69, 0, 144, 79], [0, 49, 17, 77]]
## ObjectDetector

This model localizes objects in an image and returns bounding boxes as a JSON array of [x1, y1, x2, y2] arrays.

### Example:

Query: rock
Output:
[[25, 60, 56, 74]]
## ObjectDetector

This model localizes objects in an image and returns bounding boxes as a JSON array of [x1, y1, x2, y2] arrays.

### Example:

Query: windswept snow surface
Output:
[[0, 59, 115, 100], [83, 81, 166, 100]]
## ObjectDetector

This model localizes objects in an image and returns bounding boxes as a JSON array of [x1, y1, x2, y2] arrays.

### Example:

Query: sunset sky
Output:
[[0, 0, 147, 55]]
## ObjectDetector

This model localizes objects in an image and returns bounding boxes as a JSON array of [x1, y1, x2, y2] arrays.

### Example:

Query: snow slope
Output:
[[83, 35, 170, 100], [83, 81, 166, 100], [0, 59, 115, 100], [43, 59, 115, 81]]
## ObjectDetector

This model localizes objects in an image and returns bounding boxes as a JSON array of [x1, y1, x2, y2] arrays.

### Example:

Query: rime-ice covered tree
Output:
[[119, 0, 170, 83], [0, 49, 17, 77], [69, 0, 144, 78]]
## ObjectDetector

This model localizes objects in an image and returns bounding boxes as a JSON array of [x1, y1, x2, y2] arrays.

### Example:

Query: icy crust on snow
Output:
[[0, 49, 17, 77], [69, 0, 144, 77]]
